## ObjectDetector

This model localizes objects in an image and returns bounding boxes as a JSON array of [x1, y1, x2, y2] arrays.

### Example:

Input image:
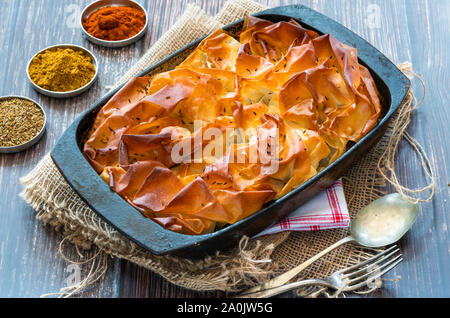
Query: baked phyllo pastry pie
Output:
[[84, 16, 381, 235]]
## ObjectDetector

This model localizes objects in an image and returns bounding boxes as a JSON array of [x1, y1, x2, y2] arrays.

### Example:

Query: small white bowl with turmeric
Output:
[[27, 44, 99, 98]]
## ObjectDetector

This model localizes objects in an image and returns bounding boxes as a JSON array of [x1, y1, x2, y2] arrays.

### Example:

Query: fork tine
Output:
[[347, 253, 402, 285], [346, 256, 403, 291], [343, 248, 400, 279], [338, 245, 398, 274]]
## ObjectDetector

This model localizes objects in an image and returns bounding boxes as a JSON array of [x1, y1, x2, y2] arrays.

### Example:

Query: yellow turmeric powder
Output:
[[28, 48, 96, 92]]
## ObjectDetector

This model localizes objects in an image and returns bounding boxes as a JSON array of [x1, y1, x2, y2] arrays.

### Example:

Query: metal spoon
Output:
[[241, 193, 419, 295]]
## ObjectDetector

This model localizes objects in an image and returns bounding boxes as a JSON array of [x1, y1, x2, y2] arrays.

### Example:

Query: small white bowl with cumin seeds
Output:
[[0, 96, 47, 154]]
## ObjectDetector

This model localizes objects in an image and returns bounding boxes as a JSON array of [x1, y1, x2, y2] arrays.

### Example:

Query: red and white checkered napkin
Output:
[[254, 179, 350, 237]]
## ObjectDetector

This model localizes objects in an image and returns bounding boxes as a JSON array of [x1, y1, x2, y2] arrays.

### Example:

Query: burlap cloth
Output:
[[20, 0, 434, 297]]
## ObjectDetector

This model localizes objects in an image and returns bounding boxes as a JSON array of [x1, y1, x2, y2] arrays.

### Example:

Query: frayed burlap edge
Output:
[[19, 0, 435, 298]]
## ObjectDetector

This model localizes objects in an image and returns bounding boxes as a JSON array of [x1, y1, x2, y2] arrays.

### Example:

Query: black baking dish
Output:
[[51, 4, 410, 258]]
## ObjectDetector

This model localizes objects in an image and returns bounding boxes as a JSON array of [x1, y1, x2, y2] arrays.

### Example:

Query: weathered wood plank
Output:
[[0, 0, 143, 297]]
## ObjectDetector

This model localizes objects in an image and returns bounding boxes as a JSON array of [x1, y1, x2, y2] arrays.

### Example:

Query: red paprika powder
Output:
[[82, 6, 146, 41]]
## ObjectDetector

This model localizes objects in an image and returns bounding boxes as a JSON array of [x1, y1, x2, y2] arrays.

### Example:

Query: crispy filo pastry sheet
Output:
[[84, 16, 381, 235]]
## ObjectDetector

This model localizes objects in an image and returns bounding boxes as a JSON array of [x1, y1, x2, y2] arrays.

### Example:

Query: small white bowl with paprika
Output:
[[80, 0, 149, 48]]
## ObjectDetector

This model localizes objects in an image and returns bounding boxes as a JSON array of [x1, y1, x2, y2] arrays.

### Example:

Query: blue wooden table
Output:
[[0, 0, 448, 297]]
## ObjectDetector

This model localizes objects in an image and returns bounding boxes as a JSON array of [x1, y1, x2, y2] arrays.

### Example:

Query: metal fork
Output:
[[237, 245, 402, 298]]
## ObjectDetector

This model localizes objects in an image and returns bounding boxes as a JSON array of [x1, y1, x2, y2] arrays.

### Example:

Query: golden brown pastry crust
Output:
[[84, 16, 381, 235]]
